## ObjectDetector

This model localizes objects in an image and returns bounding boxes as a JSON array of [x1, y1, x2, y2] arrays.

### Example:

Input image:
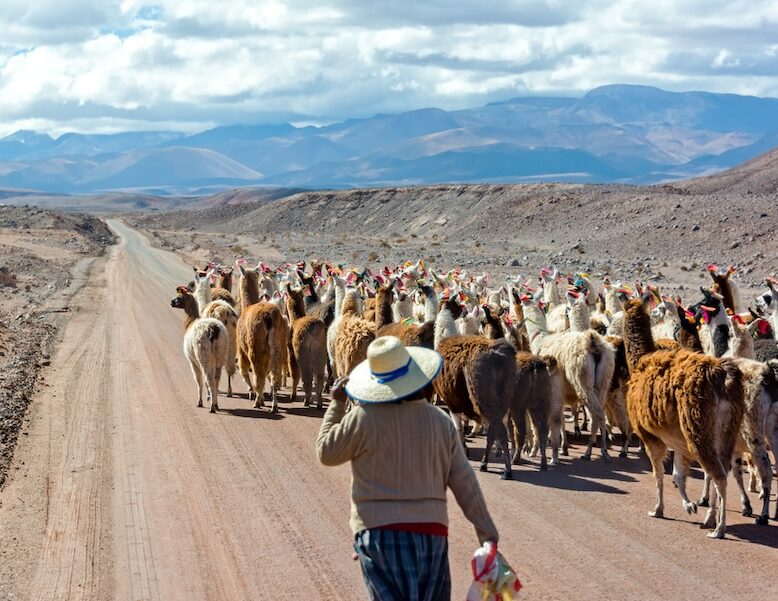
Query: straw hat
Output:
[[345, 336, 443, 404]]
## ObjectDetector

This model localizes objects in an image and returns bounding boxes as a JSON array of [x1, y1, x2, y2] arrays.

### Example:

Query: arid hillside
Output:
[[129, 148, 777, 300]]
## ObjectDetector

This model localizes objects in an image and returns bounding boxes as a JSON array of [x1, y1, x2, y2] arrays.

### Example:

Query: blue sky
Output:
[[1, 0, 777, 136]]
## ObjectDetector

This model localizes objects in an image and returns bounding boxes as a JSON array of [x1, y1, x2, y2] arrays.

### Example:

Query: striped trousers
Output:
[[354, 529, 451, 601]]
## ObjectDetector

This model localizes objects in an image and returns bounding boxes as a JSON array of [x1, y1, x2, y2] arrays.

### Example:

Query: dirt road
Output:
[[1, 221, 776, 601]]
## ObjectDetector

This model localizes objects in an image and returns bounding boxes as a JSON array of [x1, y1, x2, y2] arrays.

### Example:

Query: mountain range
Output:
[[2, 84, 778, 195]]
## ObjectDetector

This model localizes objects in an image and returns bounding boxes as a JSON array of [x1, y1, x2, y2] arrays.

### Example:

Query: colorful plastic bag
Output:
[[466, 541, 522, 601]]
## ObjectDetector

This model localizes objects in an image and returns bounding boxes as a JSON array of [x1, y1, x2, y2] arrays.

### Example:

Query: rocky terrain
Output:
[[128, 147, 778, 302], [0, 206, 113, 487]]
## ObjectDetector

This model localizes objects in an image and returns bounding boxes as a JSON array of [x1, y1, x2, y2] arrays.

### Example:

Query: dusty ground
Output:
[[0, 206, 113, 488], [0, 221, 775, 601]]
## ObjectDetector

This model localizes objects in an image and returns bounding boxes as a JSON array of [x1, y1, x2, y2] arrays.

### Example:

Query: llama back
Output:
[[675, 353, 744, 470]]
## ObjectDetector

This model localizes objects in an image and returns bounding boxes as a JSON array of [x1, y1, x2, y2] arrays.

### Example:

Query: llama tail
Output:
[[264, 313, 275, 357], [206, 322, 221, 343]]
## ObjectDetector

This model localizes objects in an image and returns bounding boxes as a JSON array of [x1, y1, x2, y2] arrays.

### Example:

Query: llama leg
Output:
[[238, 351, 253, 399], [642, 436, 667, 518], [269, 367, 280, 413], [207, 370, 219, 413], [732, 456, 752, 517], [531, 408, 549, 472], [582, 408, 609, 462], [512, 413, 526, 466], [746, 441, 772, 525], [250, 360, 266, 409], [497, 418, 512, 480], [581, 406, 589, 432], [697, 471, 711, 507], [529, 418, 539, 457], [747, 455, 758, 493], [708, 476, 728, 538], [560, 422, 569, 456], [619, 426, 630, 458], [671, 453, 697, 515], [597, 409, 610, 462], [772, 428, 778, 520], [226, 368, 233, 398], [289, 353, 300, 403], [451, 413, 467, 453], [549, 413, 561, 465], [314, 369, 324, 410], [480, 423, 494, 472], [573, 406, 582, 438], [302, 365, 313, 408], [189, 360, 204, 407]]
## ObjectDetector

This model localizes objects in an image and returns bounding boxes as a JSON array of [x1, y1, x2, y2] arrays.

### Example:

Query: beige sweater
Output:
[[316, 398, 499, 544]]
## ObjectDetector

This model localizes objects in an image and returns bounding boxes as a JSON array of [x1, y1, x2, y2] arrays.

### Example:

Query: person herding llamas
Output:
[[317, 335, 500, 600]]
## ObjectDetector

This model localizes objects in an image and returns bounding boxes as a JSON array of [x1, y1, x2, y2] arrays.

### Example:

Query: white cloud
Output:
[[0, 0, 776, 135]]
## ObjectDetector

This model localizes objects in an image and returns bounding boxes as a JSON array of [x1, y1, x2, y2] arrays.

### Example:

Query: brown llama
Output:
[[212, 285, 238, 311], [623, 296, 745, 538], [501, 310, 563, 468], [285, 286, 327, 409], [236, 266, 285, 412], [434, 335, 517, 479], [333, 288, 376, 378], [376, 284, 437, 349]]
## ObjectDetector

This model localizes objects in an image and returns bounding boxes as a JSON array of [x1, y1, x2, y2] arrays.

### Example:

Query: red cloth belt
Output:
[[375, 522, 448, 537]]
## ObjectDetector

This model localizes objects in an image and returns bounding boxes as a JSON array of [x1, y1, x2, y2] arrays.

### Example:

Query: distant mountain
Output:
[[1, 84, 777, 194]]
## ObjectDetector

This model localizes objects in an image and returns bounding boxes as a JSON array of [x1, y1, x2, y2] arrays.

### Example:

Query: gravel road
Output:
[[0, 221, 775, 601]]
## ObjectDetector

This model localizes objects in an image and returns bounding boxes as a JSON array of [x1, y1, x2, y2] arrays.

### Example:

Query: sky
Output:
[[1, 0, 777, 136]]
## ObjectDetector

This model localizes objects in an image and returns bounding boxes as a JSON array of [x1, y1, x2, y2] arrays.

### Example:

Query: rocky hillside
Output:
[[130, 146, 777, 300]]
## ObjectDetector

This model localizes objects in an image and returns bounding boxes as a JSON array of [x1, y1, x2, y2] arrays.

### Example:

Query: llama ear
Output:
[[239, 265, 247, 275]]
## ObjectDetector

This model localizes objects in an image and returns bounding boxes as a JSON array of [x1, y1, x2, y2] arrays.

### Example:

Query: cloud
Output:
[[0, 0, 776, 135]]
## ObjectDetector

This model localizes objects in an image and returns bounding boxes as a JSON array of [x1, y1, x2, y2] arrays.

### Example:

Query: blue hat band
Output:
[[371, 357, 412, 384]]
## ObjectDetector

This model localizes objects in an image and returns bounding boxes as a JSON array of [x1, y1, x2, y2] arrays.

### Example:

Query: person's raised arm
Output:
[[316, 378, 363, 466]]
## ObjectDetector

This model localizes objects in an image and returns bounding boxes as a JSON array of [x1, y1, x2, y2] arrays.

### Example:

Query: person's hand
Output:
[[331, 377, 349, 403]]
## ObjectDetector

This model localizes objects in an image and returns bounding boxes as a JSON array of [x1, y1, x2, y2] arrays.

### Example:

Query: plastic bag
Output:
[[465, 541, 522, 601]]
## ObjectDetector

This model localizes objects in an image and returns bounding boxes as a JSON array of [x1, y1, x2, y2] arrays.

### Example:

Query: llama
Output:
[[566, 291, 630, 454], [707, 264, 741, 313], [434, 335, 517, 479], [170, 286, 228, 413], [522, 296, 615, 461], [434, 293, 463, 350], [285, 286, 327, 409], [765, 278, 778, 341], [622, 296, 744, 538], [193, 265, 237, 310], [236, 266, 282, 412], [326, 275, 347, 377], [377, 284, 438, 348], [696, 288, 732, 358], [458, 305, 482, 336], [506, 342, 564, 471], [650, 296, 681, 342], [333, 288, 376, 378], [202, 299, 238, 397], [697, 358, 778, 524], [392, 289, 413, 323]]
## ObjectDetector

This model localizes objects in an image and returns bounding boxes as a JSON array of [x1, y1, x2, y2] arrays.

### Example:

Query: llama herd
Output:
[[170, 259, 778, 539]]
